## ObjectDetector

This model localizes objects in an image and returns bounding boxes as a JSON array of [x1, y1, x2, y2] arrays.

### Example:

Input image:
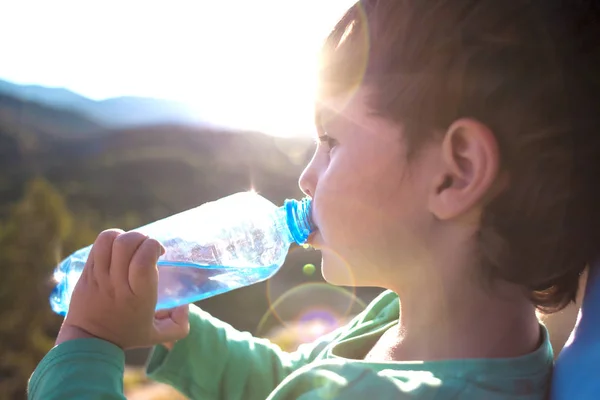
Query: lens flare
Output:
[[266, 245, 357, 311], [256, 281, 366, 346], [302, 263, 316, 276], [316, 1, 371, 116]]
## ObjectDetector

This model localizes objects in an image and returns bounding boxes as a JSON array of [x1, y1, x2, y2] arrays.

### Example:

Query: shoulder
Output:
[[267, 359, 461, 400]]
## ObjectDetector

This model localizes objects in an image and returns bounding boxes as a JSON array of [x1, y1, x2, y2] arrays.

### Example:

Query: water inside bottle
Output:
[[156, 261, 277, 309], [50, 262, 278, 314]]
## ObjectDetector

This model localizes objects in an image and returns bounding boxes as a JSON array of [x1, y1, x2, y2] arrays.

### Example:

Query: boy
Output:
[[28, 0, 600, 399]]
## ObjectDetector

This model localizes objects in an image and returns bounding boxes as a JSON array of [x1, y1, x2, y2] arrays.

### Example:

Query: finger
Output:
[[153, 305, 190, 343], [129, 237, 163, 299], [162, 341, 175, 350], [154, 305, 188, 320], [170, 305, 189, 325], [154, 302, 181, 319], [154, 309, 171, 320], [110, 231, 149, 296], [91, 229, 123, 294], [80, 244, 96, 288], [154, 304, 178, 319]]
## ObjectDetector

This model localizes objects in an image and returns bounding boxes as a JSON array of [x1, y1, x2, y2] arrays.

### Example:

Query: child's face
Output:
[[300, 87, 439, 287]]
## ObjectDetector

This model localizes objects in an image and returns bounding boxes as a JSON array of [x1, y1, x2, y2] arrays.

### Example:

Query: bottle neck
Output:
[[278, 197, 315, 245]]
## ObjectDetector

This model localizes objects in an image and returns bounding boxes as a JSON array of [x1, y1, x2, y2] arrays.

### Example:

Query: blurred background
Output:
[[0, 0, 583, 399]]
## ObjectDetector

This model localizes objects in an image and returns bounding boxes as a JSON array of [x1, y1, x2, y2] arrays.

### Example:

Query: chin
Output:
[[320, 253, 359, 287]]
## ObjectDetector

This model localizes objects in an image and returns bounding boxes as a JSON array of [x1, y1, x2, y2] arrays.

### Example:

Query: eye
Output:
[[318, 133, 338, 150]]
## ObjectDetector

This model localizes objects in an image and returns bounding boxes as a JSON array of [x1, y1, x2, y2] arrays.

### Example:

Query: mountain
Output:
[[0, 89, 315, 219], [0, 79, 205, 128], [0, 80, 317, 218], [0, 82, 387, 396], [0, 84, 331, 331]]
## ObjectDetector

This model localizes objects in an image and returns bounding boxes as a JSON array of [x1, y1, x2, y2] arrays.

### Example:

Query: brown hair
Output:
[[319, 0, 600, 312]]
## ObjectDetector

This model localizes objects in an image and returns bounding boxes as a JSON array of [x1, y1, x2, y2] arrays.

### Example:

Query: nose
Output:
[[299, 153, 318, 198]]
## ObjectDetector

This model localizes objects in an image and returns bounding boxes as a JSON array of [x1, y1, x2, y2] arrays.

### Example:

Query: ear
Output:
[[429, 118, 503, 220]]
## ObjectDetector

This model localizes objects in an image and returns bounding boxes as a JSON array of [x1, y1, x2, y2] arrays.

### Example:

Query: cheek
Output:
[[318, 153, 423, 265], [312, 159, 361, 223], [315, 159, 400, 245]]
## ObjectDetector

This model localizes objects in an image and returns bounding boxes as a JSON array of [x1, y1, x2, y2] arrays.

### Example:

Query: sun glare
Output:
[[0, 0, 356, 138], [183, 40, 320, 138], [162, 1, 357, 138]]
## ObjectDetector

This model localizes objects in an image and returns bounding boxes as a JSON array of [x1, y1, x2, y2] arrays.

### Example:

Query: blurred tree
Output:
[[0, 178, 93, 399]]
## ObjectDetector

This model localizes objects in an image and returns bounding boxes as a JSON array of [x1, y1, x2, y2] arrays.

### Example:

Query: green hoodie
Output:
[[28, 290, 553, 399]]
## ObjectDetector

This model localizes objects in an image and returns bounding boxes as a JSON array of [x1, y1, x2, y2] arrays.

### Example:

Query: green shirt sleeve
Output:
[[146, 303, 345, 400], [27, 338, 126, 400]]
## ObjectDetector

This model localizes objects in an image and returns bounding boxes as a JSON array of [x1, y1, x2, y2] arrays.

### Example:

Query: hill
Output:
[[0, 79, 203, 127], [0, 86, 383, 379], [0, 89, 313, 219]]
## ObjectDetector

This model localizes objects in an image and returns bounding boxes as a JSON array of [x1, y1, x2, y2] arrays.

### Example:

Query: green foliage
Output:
[[0, 178, 90, 398], [0, 93, 318, 398], [0, 91, 373, 398]]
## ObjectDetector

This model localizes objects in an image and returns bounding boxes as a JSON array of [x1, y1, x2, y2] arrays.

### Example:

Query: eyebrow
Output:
[[314, 106, 339, 134]]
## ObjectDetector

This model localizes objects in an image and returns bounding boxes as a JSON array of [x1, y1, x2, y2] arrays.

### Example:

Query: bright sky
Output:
[[0, 0, 355, 136]]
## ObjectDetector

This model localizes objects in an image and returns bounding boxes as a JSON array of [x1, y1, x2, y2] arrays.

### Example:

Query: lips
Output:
[[305, 230, 322, 248]]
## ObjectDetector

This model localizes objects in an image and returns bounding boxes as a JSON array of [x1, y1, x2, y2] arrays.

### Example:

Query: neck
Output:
[[371, 252, 541, 362]]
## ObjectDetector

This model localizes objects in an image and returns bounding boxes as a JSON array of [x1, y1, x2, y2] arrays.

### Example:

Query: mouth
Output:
[[304, 230, 321, 248]]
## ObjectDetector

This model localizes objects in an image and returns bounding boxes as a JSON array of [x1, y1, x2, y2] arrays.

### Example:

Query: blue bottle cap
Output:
[[284, 197, 315, 245]]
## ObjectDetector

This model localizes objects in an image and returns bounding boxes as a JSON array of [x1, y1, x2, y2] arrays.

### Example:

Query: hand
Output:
[[56, 229, 190, 349], [155, 308, 187, 350]]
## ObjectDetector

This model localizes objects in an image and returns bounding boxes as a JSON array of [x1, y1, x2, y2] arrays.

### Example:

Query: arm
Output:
[[147, 303, 344, 400], [28, 338, 126, 400]]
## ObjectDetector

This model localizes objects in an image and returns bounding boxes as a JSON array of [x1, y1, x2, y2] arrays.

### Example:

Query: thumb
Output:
[[152, 305, 190, 343]]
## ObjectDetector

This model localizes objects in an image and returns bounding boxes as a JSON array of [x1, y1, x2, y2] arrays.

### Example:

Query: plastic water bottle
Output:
[[50, 191, 314, 315]]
